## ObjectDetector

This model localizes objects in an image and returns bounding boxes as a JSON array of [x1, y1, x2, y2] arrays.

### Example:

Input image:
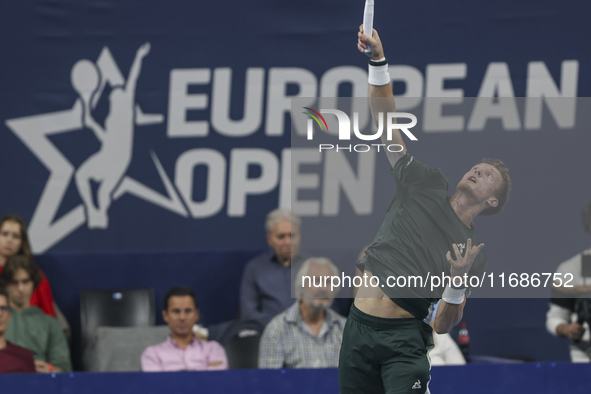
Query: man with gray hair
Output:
[[240, 208, 307, 326], [258, 257, 346, 368]]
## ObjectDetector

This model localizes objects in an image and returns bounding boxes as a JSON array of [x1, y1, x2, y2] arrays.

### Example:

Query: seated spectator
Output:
[[0, 256, 71, 372], [0, 286, 35, 373], [258, 257, 346, 368], [0, 214, 55, 317], [141, 286, 228, 372], [428, 302, 466, 366], [546, 201, 591, 362], [240, 209, 307, 326], [429, 330, 466, 366]]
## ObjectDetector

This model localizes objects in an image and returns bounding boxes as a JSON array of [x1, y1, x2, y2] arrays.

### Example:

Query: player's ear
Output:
[[487, 197, 498, 208]]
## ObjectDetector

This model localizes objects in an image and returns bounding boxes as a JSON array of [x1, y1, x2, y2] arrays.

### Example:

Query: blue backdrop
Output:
[[1, 0, 590, 366]]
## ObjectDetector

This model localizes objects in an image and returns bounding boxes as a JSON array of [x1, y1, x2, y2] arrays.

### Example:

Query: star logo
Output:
[[5, 45, 188, 253]]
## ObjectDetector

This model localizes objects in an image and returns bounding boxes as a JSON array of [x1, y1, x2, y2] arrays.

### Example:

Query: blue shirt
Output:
[[240, 252, 307, 326]]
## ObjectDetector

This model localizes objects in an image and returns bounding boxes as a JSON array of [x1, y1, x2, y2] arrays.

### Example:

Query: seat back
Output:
[[218, 320, 264, 369], [80, 288, 155, 344], [83, 325, 170, 372]]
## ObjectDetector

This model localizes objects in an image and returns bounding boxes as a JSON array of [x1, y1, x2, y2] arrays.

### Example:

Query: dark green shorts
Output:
[[338, 304, 434, 394]]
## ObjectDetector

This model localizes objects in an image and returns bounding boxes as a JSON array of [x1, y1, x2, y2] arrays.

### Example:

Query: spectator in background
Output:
[[258, 257, 346, 368], [0, 286, 35, 373], [546, 200, 591, 362], [428, 302, 466, 366], [240, 209, 307, 327], [141, 286, 227, 371], [0, 255, 71, 372], [0, 214, 55, 317]]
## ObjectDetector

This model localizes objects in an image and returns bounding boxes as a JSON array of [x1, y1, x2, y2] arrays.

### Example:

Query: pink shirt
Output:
[[141, 336, 228, 372]]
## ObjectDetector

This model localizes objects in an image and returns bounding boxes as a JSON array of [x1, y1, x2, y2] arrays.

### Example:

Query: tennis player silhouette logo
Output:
[[71, 43, 150, 228]]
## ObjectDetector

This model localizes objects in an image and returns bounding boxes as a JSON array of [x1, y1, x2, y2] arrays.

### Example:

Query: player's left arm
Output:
[[434, 298, 466, 334], [434, 239, 484, 334]]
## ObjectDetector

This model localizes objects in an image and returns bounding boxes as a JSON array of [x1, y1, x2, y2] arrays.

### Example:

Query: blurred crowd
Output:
[[1, 203, 590, 373]]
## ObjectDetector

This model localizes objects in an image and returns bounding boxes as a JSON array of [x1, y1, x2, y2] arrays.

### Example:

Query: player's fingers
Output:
[[467, 238, 472, 250], [473, 243, 485, 255], [359, 24, 364, 33], [472, 243, 484, 254], [452, 243, 461, 259], [367, 29, 380, 44], [446, 250, 453, 262]]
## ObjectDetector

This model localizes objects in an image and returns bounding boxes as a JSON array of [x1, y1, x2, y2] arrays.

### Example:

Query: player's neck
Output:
[[0, 336, 6, 350], [449, 194, 481, 228]]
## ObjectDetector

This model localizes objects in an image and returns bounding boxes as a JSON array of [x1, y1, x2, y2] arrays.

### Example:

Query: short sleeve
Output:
[[390, 154, 447, 189]]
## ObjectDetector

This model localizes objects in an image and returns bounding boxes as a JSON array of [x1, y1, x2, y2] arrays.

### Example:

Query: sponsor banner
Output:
[[1, 0, 589, 262]]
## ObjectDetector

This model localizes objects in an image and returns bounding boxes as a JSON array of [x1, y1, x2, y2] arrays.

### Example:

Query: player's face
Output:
[[163, 296, 199, 338], [267, 220, 300, 263], [458, 163, 503, 206], [0, 295, 10, 335], [6, 268, 34, 309], [0, 221, 23, 260], [301, 262, 335, 310]]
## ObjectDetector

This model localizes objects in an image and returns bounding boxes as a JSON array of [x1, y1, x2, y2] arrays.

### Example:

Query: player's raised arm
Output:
[[358, 25, 406, 167]]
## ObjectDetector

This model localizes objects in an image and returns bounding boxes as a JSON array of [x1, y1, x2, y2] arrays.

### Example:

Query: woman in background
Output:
[[0, 214, 55, 317]]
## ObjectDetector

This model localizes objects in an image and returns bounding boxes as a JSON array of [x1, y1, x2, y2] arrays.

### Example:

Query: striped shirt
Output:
[[258, 301, 346, 368]]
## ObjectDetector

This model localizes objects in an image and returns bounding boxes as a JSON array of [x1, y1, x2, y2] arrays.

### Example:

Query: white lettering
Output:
[[175, 149, 225, 217], [322, 151, 375, 215], [468, 63, 521, 131], [266, 68, 317, 136], [167, 69, 211, 137], [228, 149, 278, 216], [424, 63, 467, 132], [211, 68, 264, 137], [525, 60, 578, 129]]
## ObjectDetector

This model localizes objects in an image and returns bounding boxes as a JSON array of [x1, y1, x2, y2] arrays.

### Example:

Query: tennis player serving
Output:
[[337, 24, 512, 394]]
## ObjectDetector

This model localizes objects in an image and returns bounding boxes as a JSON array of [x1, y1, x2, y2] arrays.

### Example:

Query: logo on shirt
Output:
[[412, 379, 422, 390], [456, 243, 466, 255]]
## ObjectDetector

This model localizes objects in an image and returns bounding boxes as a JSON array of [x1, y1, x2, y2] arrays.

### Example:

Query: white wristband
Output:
[[368, 63, 390, 86], [442, 286, 466, 305]]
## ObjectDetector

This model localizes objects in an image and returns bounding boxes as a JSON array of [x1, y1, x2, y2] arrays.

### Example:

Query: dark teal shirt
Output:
[[358, 155, 486, 319]]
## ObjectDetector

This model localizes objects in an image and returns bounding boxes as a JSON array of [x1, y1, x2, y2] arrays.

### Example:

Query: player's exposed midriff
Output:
[[354, 270, 415, 319]]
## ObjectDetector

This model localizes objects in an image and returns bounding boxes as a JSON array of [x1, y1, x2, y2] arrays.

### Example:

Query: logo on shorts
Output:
[[412, 379, 422, 390]]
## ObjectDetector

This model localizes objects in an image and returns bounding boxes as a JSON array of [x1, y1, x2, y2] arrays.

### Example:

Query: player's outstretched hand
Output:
[[357, 24, 384, 60], [446, 238, 484, 279]]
